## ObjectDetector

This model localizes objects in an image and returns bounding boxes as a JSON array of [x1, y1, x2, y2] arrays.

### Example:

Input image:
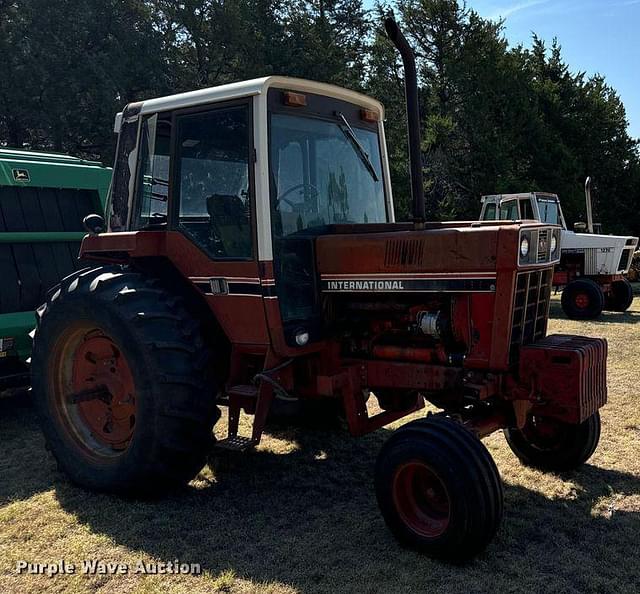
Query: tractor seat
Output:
[[206, 194, 251, 258]]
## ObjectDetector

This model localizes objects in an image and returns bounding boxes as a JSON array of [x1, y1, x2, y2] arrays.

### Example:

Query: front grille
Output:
[[584, 248, 598, 275], [510, 268, 553, 363], [537, 229, 549, 262], [618, 248, 631, 272]]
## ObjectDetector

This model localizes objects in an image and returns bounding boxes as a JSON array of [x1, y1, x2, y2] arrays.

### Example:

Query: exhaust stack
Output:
[[384, 17, 425, 226], [584, 176, 594, 234]]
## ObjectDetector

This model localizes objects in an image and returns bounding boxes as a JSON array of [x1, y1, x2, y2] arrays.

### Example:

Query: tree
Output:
[[0, 0, 167, 161], [0, 0, 637, 235]]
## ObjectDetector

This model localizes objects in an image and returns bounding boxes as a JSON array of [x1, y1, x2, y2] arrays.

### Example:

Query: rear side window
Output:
[[482, 203, 496, 220], [132, 114, 171, 229], [499, 200, 519, 220]]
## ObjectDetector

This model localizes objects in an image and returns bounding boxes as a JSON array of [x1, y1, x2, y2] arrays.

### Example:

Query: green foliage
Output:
[[366, 0, 639, 234], [0, 0, 638, 235]]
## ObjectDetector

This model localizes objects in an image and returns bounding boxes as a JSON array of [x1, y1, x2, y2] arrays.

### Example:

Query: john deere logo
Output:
[[12, 169, 30, 182]]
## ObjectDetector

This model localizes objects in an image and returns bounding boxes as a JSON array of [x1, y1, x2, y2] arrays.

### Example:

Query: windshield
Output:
[[538, 198, 562, 225], [269, 114, 387, 236]]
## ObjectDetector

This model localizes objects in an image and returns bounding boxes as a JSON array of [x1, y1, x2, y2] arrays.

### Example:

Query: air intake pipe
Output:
[[384, 17, 426, 226]]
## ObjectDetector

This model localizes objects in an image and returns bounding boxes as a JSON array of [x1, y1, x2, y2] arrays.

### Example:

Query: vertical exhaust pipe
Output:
[[584, 176, 594, 234], [384, 17, 426, 226]]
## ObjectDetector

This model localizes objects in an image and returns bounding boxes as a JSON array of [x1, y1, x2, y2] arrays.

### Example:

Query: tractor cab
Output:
[[480, 192, 566, 227], [100, 76, 395, 349]]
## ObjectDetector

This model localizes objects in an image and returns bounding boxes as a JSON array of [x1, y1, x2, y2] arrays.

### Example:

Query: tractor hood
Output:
[[561, 230, 638, 275], [315, 221, 546, 294], [562, 231, 638, 251]]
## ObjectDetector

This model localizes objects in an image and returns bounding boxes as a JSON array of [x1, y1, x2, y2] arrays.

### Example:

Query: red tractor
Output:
[[31, 20, 607, 561]]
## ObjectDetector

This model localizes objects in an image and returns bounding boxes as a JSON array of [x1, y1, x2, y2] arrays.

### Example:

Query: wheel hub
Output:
[[574, 292, 590, 309], [392, 461, 450, 538], [70, 331, 136, 450]]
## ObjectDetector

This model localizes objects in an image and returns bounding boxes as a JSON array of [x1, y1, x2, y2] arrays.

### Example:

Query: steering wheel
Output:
[[275, 183, 319, 210]]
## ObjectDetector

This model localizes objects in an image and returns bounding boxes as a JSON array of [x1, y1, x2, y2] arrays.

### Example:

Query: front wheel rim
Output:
[[392, 461, 451, 538]]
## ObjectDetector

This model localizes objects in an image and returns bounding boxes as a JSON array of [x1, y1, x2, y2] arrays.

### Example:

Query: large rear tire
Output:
[[504, 412, 600, 472], [375, 415, 503, 562], [561, 278, 604, 319], [604, 278, 634, 312], [31, 266, 220, 495]]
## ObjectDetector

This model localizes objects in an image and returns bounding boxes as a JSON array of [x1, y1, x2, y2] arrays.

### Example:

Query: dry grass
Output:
[[1, 288, 639, 594]]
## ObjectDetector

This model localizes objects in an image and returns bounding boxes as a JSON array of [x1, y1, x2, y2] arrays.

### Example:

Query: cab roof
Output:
[[115, 76, 385, 132], [481, 192, 559, 203]]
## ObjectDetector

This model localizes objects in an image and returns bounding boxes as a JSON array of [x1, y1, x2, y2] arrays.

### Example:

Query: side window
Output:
[[482, 203, 496, 220], [175, 105, 252, 259], [520, 198, 535, 220], [132, 114, 171, 229], [499, 200, 519, 220]]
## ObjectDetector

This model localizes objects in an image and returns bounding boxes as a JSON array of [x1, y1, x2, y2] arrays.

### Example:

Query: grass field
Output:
[[1, 290, 639, 594]]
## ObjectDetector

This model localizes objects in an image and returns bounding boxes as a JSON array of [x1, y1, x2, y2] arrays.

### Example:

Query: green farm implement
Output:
[[0, 149, 109, 389]]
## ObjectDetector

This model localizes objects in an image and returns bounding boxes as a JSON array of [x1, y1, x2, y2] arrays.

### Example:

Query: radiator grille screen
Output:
[[618, 248, 631, 272], [510, 268, 553, 363]]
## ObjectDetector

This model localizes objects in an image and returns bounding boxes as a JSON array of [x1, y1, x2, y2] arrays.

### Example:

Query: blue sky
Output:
[[371, 0, 640, 138]]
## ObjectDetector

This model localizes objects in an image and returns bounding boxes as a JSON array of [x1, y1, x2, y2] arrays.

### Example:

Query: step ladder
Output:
[[215, 383, 273, 452]]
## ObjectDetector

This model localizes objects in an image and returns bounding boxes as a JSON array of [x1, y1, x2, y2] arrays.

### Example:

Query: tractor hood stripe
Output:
[[321, 277, 496, 293]]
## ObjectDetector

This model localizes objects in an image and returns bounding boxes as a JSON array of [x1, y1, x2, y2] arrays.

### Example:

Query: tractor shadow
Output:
[[47, 421, 640, 593]]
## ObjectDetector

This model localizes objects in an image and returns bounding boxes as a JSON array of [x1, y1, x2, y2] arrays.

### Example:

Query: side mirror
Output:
[[573, 221, 587, 233], [83, 214, 105, 235]]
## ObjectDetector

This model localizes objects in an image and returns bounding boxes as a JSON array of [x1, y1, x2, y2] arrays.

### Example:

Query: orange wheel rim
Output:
[[49, 324, 137, 460], [72, 332, 136, 449]]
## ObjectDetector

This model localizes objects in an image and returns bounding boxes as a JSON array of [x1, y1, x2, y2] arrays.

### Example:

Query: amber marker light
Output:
[[361, 108, 379, 122], [283, 91, 307, 107]]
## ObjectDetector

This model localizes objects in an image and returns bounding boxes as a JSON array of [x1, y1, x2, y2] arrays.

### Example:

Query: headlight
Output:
[[550, 234, 558, 254], [520, 236, 530, 258]]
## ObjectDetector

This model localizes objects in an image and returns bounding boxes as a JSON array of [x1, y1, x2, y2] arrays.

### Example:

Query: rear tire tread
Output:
[[31, 265, 220, 496]]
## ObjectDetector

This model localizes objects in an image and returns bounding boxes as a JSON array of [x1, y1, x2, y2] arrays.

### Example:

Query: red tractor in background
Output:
[[31, 20, 607, 561]]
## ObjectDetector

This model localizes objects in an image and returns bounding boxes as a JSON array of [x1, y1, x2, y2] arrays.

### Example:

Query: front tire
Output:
[[375, 415, 503, 562], [31, 266, 220, 495], [561, 278, 604, 319], [605, 278, 634, 312], [504, 412, 601, 472]]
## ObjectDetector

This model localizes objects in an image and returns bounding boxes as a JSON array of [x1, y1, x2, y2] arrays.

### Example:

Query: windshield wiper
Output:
[[334, 112, 379, 182]]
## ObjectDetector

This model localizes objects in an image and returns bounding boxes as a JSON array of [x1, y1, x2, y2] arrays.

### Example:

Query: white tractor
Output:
[[480, 178, 638, 319]]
